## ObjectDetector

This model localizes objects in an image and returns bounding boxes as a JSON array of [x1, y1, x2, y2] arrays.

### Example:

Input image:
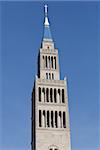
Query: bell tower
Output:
[[31, 5, 71, 150]]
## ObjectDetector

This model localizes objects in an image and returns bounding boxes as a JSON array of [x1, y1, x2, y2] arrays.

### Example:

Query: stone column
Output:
[[61, 111, 63, 128], [41, 89, 43, 102], [57, 89, 59, 103], [52, 88, 54, 103], [58, 112, 60, 128], [42, 110, 44, 128], [53, 111, 55, 128]]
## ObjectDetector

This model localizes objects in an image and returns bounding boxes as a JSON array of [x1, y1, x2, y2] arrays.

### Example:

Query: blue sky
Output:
[[0, 1, 100, 150]]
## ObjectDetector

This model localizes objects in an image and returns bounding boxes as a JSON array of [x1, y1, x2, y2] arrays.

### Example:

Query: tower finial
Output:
[[44, 4, 49, 26]]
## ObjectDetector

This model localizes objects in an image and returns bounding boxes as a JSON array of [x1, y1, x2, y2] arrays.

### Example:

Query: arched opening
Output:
[[51, 56, 53, 68], [46, 73, 48, 79], [63, 111, 66, 128], [50, 88, 53, 102], [59, 111, 62, 128], [42, 55, 45, 68], [46, 56, 47, 68], [51, 111, 53, 127], [49, 73, 51, 79], [62, 89, 65, 103], [48, 56, 50, 68], [46, 88, 49, 102], [49, 145, 58, 150], [54, 57, 56, 69], [55, 111, 58, 128], [54, 89, 57, 103], [58, 89, 60, 103], [52, 73, 54, 80], [42, 88, 45, 102], [47, 111, 50, 127], [39, 110, 41, 127], [38, 87, 41, 102], [43, 110, 46, 127]]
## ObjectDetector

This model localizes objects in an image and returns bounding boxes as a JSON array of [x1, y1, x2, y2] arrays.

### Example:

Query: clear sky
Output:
[[0, 1, 100, 150]]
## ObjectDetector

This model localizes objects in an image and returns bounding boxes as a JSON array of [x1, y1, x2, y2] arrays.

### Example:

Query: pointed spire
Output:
[[43, 5, 53, 41], [44, 4, 49, 26]]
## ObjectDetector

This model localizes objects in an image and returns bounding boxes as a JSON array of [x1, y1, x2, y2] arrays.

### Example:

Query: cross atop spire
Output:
[[43, 4, 53, 41], [44, 5, 50, 26], [44, 4, 48, 16]]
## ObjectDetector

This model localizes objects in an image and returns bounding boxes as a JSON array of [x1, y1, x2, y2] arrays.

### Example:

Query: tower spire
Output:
[[43, 4, 52, 41], [44, 4, 49, 26]]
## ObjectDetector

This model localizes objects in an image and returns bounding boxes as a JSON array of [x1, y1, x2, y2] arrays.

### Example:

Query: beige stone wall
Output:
[[32, 39, 71, 150], [33, 77, 71, 150]]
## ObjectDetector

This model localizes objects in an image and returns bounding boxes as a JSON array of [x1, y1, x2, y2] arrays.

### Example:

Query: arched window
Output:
[[42, 88, 45, 102], [51, 56, 53, 68], [47, 111, 50, 127], [63, 111, 66, 128], [49, 73, 51, 79], [48, 56, 50, 68], [46, 56, 47, 68], [58, 89, 60, 103], [52, 73, 54, 80], [46, 88, 49, 102], [39, 110, 41, 127], [50, 88, 53, 102], [38, 87, 41, 102], [62, 89, 65, 103], [42, 55, 45, 68], [59, 111, 62, 128], [54, 89, 57, 103], [55, 111, 58, 128], [54, 57, 56, 69], [46, 73, 48, 79], [51, 111, 53, 127], [43, 110, 46, 127], [49, 145, 58, 150]]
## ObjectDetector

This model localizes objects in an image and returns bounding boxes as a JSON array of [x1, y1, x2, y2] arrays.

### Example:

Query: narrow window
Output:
[[63, 111, 66, 128], [38, 87, 41, 102], [50, 88, 53, 102], [42, 88, 45, 102], [52, 73, 54, 80], [46, 73, 48, 79], [47, 111, 50, 127], [55, 111, 58, 128], [39, 110, 41, 127], [51, 111, 53, 127], [54, 89, 57, 103], [49, 73, 51, 79], [42, 55, 44, 68], [43, 110, 46, 127], [48, 56, 50, 68], [59, 111, 62, 128], [62, 89, 65, 103], [46, 56, 47, 68], [46, 88, 49, 102], [58, 89, 60, 103], [51, 56, 53, 68], [54, 57, 56, 69]]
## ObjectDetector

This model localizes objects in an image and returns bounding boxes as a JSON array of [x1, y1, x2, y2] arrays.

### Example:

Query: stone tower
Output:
[[31, 5, 71, 150]]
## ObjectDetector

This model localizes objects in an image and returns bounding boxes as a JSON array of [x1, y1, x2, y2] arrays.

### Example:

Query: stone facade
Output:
[[31, 5, 71, 150]]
